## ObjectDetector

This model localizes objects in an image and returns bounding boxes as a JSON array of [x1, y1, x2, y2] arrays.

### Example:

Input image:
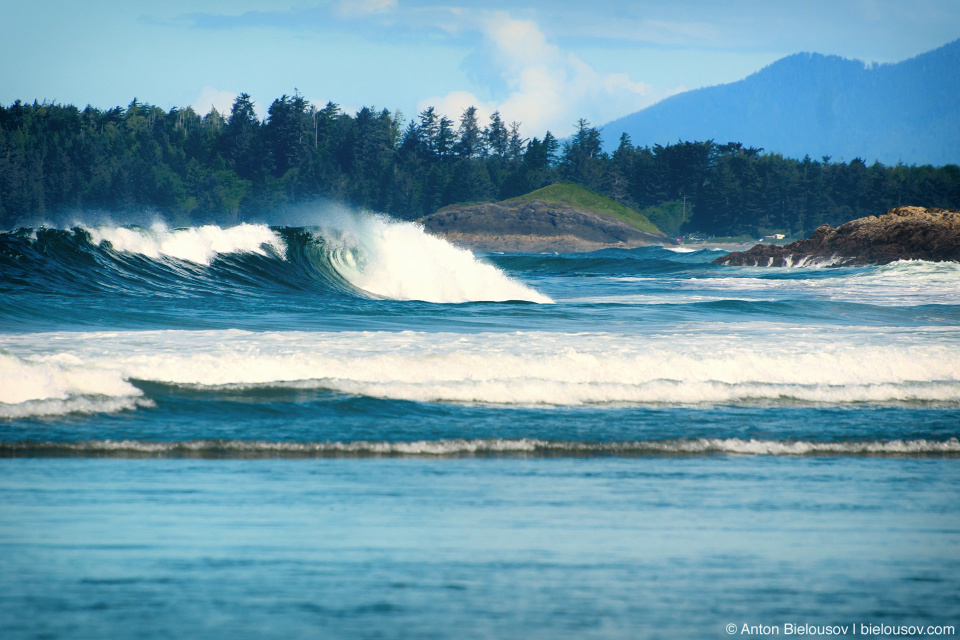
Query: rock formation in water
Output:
[[714, 206, 960, 266], [421, 200, 671, 253]]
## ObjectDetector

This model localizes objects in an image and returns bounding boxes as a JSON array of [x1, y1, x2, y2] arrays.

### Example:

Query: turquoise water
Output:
[[1, 214, 959, 638]]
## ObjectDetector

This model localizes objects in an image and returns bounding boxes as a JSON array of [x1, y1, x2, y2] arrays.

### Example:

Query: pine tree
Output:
[[454, 106, 483, 159]]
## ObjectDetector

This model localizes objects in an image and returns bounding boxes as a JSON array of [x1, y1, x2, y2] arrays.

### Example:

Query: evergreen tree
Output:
[[223, 93, 261, 181], [454, 106, 483, 159], [264, 93, 312, 178], [484, 111, 509, 158], [1, 96, 958, 234], [561, 119, 605, 190], [506, 122, 526, 161]]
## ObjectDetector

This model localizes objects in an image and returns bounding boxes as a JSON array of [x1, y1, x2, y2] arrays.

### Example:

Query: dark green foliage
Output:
[[561, 119, 605, 191], [605, 138, 959, 237], [453, 106, 483, 160], [223, 93, 263, 182], [639, 200, 689, 238], [1, 97, 958, 237]]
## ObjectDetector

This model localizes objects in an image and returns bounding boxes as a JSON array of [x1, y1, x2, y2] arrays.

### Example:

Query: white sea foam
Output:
[[3, 437, 957, 457], [564, 294, 775, 305], [313, 211, 553, 303], [84, 222, 286, 265], [0, 397, 153, 419], [0, 353, 141, 404], [0, 352, 148, 418], [689, 260, 960, 306], [2, 326, 958, 415]]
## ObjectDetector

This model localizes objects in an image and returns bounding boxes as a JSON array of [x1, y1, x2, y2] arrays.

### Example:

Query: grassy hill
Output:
[[505, 183, 661, 235], [420, 182, 670, 252]]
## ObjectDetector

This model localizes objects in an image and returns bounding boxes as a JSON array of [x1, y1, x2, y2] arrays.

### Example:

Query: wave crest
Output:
[[309, 212, 553, 303], [85, 222, 286, 265]]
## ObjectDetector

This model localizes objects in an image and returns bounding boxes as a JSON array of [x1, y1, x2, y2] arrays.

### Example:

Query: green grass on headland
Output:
[[506, 183, 662, 235]]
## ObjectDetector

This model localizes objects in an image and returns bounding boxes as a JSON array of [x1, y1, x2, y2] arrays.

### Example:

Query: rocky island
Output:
[[421, 183, 671, 253], [714, 206, 960, 266]]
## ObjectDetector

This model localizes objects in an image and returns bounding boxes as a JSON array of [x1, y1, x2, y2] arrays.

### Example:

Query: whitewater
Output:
[[1, 210, 958, 639]]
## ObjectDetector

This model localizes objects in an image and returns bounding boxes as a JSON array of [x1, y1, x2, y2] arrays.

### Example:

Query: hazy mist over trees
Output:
[[1, 95, 958, 238]]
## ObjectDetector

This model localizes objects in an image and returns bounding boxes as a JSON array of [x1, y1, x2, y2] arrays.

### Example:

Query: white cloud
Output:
[[191, 86, 238, 118], [419, 11, 682, 138], [426, 90, 494, 123]]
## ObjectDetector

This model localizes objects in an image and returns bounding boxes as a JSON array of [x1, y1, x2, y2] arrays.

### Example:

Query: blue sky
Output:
[[3, 0, 958, 138]]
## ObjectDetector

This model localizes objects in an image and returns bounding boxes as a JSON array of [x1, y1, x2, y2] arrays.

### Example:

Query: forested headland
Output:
[[2, 95, 958, 238]]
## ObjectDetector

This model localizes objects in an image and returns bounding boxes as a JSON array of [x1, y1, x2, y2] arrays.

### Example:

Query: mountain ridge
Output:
[[601, 39, 960, 166]]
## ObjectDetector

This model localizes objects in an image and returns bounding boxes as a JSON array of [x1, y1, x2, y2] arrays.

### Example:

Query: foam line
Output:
[[691, 260, 960, 306], [1, 328, 958, 416], [2, 438, 957, 458]]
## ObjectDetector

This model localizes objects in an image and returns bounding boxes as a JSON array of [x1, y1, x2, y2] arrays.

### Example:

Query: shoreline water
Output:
[[2, 455, 958, 639], [1, 220, 958, 639]]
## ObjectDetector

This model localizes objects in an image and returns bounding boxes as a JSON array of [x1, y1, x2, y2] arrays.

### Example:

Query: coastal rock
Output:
[[714, 206, 960, 266], [421, 200, 670, 253]]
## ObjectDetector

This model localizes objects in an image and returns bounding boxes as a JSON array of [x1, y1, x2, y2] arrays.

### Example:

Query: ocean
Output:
[[1, 212, 958, 639]]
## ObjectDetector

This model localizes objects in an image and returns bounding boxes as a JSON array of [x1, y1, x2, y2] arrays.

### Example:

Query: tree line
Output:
[[1, 95, 958, 237]]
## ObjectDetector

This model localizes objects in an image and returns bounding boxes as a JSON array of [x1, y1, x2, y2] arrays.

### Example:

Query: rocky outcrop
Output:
[[421, 200, 670, 253], [714, 206, 960, 266]]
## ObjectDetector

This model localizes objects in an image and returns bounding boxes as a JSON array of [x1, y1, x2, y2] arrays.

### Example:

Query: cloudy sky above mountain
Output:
[[4, 0, 958, 137]]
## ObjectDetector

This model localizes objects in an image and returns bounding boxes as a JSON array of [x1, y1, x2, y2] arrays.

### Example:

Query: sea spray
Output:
[[311, 210, 553, 303], [85, 222, 286, 264]]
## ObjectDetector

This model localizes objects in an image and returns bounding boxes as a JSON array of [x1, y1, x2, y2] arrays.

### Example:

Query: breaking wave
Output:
[[2, 328, 958, 417], [308, 211, 552, 303], [0, 214, 551, 304]]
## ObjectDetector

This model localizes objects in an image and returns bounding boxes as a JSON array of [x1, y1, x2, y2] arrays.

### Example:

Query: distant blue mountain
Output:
[[601, 39, 960, 166]]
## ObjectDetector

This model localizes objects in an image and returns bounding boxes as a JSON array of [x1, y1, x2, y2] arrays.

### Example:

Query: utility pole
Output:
[[681, 195, 687, 225]]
